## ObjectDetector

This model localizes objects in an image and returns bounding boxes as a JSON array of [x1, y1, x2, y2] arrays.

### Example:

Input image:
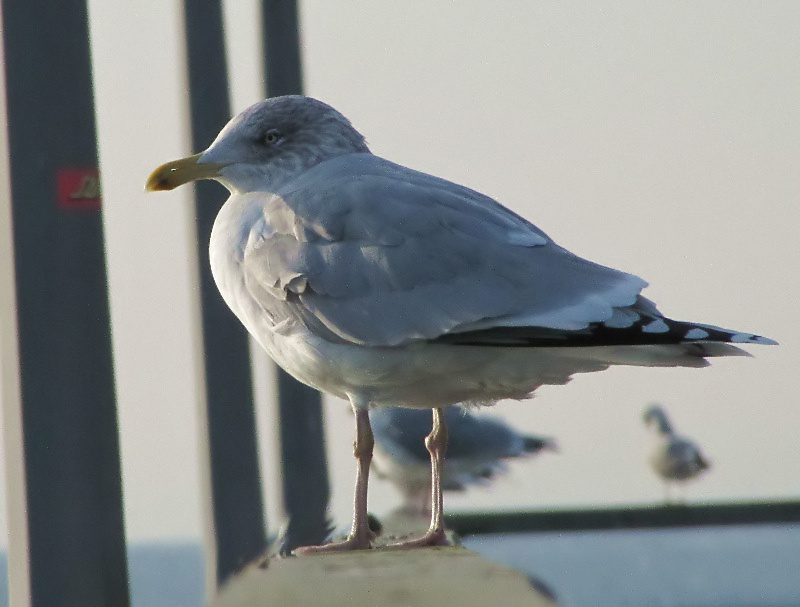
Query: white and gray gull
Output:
[[146, 95, 775, 554], [644, 403, 711, 502], [371, 405, 557, 515]]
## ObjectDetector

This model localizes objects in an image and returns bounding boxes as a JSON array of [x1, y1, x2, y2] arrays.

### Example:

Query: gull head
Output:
[[146, 95, 369, 194], [643, 403, 673, 436]]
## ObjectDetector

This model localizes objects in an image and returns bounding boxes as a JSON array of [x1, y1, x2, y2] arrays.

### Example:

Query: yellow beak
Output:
[[145, 153, 226, 191]]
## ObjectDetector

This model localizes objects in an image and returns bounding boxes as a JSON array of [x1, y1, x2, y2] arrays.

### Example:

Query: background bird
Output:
[[371, 405, 557, 516], [643, 403, 711, 503], [146, 95, 773, 553]]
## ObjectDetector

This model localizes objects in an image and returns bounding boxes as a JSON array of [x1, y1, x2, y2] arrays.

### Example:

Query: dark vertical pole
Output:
[[1, 1, 129, 606], [182, 0, 268, 587], [261, 0, 332, 553]]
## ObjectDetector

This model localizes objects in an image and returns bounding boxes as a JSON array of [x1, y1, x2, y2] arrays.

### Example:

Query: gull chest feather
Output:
[[208, 192, 351, 395], [209, 194, 264, 318]]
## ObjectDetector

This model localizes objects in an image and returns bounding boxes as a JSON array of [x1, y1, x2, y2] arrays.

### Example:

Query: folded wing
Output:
[[242, 154, 647, 347]]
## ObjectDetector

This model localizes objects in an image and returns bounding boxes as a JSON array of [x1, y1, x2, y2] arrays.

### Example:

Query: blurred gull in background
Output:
[[643, 403, 710, 503], [371, 405, 557, 515]]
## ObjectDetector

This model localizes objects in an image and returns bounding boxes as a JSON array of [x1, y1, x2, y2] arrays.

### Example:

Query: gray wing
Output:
[[442, 407, 530, 460], [371, 405, 537, 462], [666, 438, 710, 478], [370, 407, 433, 464], [242, 153, 647, 347]]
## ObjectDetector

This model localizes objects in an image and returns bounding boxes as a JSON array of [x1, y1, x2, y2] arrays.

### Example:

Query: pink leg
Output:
[[294, 407, 375, 555], [387, 407, 450, 549]]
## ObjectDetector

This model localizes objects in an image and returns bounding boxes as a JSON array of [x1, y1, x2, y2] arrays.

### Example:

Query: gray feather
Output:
[[242, 154, 645, 347]]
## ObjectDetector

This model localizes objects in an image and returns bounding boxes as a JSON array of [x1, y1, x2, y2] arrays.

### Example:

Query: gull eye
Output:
[[263, 129, 283, 145]]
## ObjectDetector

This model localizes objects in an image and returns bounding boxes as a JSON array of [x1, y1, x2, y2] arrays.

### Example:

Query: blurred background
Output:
[[1, 1, 798, 605]]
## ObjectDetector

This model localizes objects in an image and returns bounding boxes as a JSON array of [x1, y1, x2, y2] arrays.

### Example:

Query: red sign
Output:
[[57, 168, 101, 211]]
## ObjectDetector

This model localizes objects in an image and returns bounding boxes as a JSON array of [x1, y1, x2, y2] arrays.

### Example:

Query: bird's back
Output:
[[650, 435, 710, 481]]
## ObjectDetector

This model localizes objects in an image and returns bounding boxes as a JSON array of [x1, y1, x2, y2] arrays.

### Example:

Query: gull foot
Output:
[[385, 527, 449, 549], [292, 534, 372, 556]]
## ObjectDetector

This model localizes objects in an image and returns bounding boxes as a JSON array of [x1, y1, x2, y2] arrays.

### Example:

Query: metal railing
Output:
[[0, 1, 328, 605]]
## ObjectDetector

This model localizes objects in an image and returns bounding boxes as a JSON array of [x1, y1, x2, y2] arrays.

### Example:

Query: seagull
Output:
[[643, 403, 710, 502], [146, 95, 775, 554], [371, 405, 557, 515]]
